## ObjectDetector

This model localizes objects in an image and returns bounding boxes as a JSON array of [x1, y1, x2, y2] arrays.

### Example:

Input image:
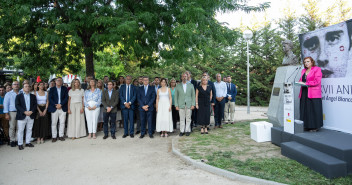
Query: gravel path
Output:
[[0, 106, 267, 185]]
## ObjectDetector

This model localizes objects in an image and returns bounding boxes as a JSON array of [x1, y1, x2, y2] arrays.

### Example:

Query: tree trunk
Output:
[[85, 47, 95, 77]]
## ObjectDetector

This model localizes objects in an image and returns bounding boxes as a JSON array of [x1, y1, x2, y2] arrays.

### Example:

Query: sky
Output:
[[215, 0, 352, 30]]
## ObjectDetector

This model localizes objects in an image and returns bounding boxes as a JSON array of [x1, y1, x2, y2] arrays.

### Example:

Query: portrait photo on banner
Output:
[[299, 19, 352, 134]]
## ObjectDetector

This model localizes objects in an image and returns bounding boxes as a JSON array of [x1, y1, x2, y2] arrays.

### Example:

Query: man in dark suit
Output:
[[15, 83, 37, 150], [224, 76, 237, 124], [152, 77, 160, 133], [120, 75, 137, 138], [101, 81, 119, 139], [138, 76, 156, 138], [48, 77, 69, 142]]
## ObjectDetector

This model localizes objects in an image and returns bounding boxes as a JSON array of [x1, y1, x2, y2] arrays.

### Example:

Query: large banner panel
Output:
[[299, 19, 352, 134]]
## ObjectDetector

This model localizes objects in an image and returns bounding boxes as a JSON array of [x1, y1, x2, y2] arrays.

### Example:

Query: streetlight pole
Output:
[[243, 30, 253, 114]]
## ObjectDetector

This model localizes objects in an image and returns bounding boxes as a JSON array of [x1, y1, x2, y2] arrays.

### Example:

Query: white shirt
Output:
[[125, 84, 131, 104], [214, 81, 227, 98], [182, 82, 187, 93]]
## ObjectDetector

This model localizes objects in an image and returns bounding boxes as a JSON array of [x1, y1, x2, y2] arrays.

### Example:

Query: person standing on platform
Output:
[[15, 83, 37, 150], [138, 77, 156, 138], [33, 82, 50, 144], [213, 73, 227, 129], [48, 77, 69, 142], [196, 77, 213, 134], [175, 72, 195, 136], [298, 56, 323, 132], [101, 81, 119, 139], [3, 81, 20, 147], [224, 76, 237, 124], [120, 75, 136, 138], [67, 79, 86, 140], [156, 78, 173, 137], [84, 79, 102, 139]]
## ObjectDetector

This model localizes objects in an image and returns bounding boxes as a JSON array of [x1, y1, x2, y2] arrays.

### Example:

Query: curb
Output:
[[172, 138, 286, 185]]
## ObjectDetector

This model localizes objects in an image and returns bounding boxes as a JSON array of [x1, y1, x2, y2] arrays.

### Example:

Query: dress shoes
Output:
[[112, 135, 116, 139], [185, 132, 190, 136], [130, 134, 134, 138], [122, 134, 128, 138], [103, 135, 108, 139], [179, 132, 184, 136], [59, 137, 65, 141], [52, 138, 57, 143], [139, 135, 144, 139], [25, 143, 34, 147], [18, 145, 24, 150], [149, 134, 154, 138], [10, 141, 16, 147], [135, 131, 140, 135]]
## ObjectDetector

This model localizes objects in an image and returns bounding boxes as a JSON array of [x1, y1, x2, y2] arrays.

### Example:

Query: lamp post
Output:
[[243, 30, 253, 114]]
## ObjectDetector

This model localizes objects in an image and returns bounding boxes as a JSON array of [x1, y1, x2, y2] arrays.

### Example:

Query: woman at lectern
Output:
[[298, 56, 323, 132]]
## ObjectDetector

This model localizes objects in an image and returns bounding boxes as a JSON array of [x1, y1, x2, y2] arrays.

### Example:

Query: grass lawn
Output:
[[178, 120, 352, 185]]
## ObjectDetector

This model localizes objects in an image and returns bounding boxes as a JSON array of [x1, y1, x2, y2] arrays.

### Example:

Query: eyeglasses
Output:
[[304, 61, 311, 63]]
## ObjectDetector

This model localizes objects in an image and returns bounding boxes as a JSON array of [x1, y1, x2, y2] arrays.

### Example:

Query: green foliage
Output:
[[93, 46, 125, 80]]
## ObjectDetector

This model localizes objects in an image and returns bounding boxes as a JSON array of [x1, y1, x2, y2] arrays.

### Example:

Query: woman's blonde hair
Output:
[[169, 78, 176, 87], [71, 79, 81, 91], [97, 80, 104, 90], [201, 76, 208, 85], [87, 79, 97, 90]]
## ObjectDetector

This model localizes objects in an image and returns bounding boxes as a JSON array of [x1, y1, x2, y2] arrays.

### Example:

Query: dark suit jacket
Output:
[[48, 86, 69, 112], [190, 79, 197, 91], [138, 85, 156, 112], [119, 84, 137, 110], [225, 83, 237, 102], [15, 93, 37, 120], [101, 89, 119, 113]]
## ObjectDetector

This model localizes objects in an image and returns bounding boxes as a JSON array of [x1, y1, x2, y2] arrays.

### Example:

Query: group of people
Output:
[[0, 71, 238, 150]]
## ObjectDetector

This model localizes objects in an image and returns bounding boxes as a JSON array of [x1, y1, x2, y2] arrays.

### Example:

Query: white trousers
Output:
[[179, 107, 191, 133], [17, 116, 34, 146], [85, 107, 100, 134], [9, 112, 17, 142], [224, 102, 235, 122], [51, 109, 67, 138]]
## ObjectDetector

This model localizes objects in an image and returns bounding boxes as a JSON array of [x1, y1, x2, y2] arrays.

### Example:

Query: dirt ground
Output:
[[0, 106, 267, 185]]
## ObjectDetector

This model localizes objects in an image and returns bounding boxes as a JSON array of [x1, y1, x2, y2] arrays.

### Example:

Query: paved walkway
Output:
[[0, 106, 268, 185]]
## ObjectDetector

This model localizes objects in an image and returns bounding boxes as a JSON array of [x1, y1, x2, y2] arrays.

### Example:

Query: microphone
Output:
[[286, 65, 302, 83]]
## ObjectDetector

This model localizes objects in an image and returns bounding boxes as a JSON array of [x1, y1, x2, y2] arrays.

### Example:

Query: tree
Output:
[[0, 0, 270, 78], [299, 0, 325, 32]]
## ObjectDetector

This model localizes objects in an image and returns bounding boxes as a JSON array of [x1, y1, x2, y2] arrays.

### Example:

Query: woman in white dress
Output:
[[67, 79, 86, 139], [156, 78, 173, 137]]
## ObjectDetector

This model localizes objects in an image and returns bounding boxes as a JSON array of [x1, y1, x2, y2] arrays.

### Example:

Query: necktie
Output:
[[127, 85, 130, 102], [229, 84, 231, 91], [145, 86, 147, 96]]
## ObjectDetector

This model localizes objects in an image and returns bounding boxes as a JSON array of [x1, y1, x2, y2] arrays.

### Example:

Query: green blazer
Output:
[[101, 89, 119, 113], [174, 82, 195, 109]]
